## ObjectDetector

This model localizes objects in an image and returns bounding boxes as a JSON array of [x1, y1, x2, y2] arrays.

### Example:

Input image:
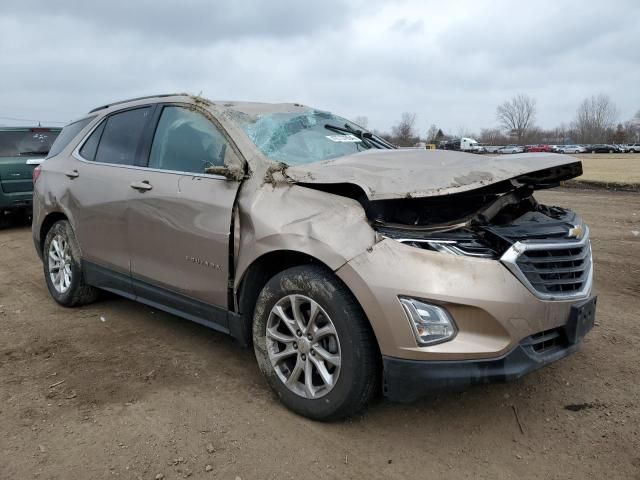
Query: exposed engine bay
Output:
[[368, 179, 582, 259], [300, 174, 582, 260]]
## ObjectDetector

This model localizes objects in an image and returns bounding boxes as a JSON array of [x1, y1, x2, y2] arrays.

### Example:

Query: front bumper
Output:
[[383, 341, 579, 402], [336, 238, 594, 361], [383, 295, 596, 401]]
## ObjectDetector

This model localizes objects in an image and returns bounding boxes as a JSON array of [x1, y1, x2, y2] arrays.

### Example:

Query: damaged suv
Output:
[[32, 94, 595, 420]]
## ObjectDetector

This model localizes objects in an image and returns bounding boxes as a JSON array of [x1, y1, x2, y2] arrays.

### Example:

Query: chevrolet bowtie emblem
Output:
[[568, 225, 584, 239]]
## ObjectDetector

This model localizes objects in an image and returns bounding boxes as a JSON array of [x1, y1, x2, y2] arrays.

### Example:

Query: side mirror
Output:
[[204, 165, 246, 181]]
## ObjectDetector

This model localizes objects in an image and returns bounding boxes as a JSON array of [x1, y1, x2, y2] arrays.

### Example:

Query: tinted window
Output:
[[0, 128, 61, 157], [94, 107, 151, 165], [149, 106, 228, 173], [79, 121, 105, 161], [47, 118, 93, 158]]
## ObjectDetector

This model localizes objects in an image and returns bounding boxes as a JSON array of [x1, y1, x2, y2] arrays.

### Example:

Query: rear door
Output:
[[68, 106, 154, 293], [127, 105, 242, 318]]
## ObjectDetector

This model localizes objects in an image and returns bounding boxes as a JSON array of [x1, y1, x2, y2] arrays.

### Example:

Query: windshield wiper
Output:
[[324, 124, 396, 150]]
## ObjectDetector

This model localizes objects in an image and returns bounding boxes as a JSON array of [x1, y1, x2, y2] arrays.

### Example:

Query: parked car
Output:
[[556, 145, 587, 154], [614, 144, 629, 153], [0, 127, 60, 218], [627, 143, 640, 153], [32, 94, 596, 420], [586, 144, 618, 153], [483, 145, 503, 153], [525, 144, 553, 153], [497, 144, 524, 154]]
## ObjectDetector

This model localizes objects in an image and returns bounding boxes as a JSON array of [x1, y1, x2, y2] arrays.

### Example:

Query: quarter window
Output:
[[93, 107, 151, 165], [47, 117, 94, 158], [79, 121, 105, 161], [149, 106, 228, 173]]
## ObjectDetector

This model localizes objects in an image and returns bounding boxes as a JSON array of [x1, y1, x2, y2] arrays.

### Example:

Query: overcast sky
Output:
[[0, 0, 638, 135]]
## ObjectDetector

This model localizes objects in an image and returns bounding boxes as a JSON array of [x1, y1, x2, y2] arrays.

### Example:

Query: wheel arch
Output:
[[235, 249, 330, 322], [233, 249, 380, 355], [39, 211, 70, 255]]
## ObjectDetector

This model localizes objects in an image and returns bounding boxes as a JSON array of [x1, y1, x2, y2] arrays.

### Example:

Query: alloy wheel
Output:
[[48, 234, 72, 294], [266, 294, 341, 399]]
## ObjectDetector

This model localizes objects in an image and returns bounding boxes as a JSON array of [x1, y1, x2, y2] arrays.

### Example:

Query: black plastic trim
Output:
[[382, 301, 595, 403], [83, 261, 251, 343], [382, 343, 581, 402]]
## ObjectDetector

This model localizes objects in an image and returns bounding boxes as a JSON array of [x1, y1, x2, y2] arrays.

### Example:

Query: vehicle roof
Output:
[[88, 93, 313, 117]]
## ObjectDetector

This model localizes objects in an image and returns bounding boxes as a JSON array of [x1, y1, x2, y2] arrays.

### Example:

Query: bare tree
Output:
[[627, 118, 640, 142], [391, 112, 418, 146], [572, 94, 618, 143], [455, 126, 477, 139], [496, 94, 537, 144], [425, 124, 439, 143], [479, 127, 509, 145]]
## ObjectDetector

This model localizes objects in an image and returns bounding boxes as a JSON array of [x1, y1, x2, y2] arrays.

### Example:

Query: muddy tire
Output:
[[253, 265, 378, 421], [43, 220, 98, 307]]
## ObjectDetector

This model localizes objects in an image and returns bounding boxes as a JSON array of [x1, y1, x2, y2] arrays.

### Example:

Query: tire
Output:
[[609, 149, 614, 153], [252, 265, 379, 421], [43, 220, 98, 307]]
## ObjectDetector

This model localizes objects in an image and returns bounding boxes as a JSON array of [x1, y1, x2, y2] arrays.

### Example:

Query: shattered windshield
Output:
[[233, 110, 392, 165]]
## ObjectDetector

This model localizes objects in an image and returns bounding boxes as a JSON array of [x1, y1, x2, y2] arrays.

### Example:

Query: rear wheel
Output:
[[43, 220, 98, 307], [253, 265, 378, 421]]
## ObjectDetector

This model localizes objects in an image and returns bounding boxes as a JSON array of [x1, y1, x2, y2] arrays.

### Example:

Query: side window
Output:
[[79, 121, 105, 161], [47, 116, 95, 158], [93, 107, 151, 165], [148, 106, 229, 173]]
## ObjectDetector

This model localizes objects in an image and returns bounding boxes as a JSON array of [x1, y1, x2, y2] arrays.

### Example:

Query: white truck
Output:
[[438, 137, 483, 153]]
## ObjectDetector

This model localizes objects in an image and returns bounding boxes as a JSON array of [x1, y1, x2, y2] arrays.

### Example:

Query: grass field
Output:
[[572, 153, 640, 185]]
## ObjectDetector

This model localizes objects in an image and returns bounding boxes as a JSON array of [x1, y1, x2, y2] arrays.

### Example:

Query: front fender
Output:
[[234, 182, 376, 289]]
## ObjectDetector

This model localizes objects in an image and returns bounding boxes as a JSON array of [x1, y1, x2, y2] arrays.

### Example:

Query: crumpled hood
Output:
[[285, 149, 582, 200]]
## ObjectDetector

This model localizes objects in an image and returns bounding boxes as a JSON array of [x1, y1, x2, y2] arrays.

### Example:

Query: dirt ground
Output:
[[1, 187, 639, 480]]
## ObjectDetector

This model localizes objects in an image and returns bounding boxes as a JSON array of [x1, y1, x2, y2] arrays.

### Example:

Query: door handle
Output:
[[130, 180, 153, 192], [65, 170, 79, 179]]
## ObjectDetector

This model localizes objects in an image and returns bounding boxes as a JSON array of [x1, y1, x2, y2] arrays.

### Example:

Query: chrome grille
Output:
[[501, 227, 593, 300]]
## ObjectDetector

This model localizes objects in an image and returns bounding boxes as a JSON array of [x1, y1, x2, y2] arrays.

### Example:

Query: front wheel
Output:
[[43, 220, 98, 307], [253, 265, 379, 421]]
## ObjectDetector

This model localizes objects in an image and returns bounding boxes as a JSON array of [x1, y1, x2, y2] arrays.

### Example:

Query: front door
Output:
[[127, 105, 241, 315]]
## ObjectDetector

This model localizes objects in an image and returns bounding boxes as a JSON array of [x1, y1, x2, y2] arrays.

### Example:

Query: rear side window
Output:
[[148, 106, 229, 173], [93, 107, 151, 165], [48, 117, 94, 158]]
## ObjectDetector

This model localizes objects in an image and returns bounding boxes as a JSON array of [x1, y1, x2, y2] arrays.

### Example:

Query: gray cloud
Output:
[[0, 0, 363, 43], [0, 0, 638, 136]]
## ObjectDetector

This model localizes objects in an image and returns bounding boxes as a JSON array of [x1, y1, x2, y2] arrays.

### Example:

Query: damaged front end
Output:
[[323, 156, 595, 400], [369, 180, 592, 300]]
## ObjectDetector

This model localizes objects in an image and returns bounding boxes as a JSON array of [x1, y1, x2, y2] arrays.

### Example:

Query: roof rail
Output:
[[88, 93, 185, 113]]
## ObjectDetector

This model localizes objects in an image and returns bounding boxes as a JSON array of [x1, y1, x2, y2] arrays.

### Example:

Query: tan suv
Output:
[[32, 94, 596, 420]]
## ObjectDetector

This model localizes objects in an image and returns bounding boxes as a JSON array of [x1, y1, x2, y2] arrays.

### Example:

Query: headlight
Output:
[[399, 297, 457, 345], [396, 238, 497, 258]]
